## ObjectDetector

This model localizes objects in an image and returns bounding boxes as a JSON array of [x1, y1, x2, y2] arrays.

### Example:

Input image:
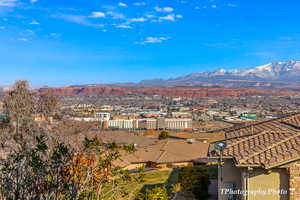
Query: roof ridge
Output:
[[265, 149, 300, 169], [225, 113, 300, 136], [226, 119, 279, 133], [282, 114, 300, 129], [224, 113, 299, 134], [239, 131, 300, 163], [227, 130, 278, 148], [156, 140, 170, 162]]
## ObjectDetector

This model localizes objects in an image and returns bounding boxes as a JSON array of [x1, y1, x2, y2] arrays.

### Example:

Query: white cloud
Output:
[[145, 14, 156, 19], [0, 26, 5, 30], [137, 36, 170, 44], [176, 14, 183, 19], [159, 14, 175, 21], [133, 2, 146, 6], [228, 3, 237, 7], [59, 14, 86, 24], [90, 11, 105, 18], [17, 38, 29, 42], [118, 2, 127, 7], [211, 4, 217, 8], [24, 29, 34, 35], [30, 0, 38, 3], [130, 17, 146, 22], [154, 6, 174, 13], [159, 14, 182, 22], [102, 5, 115, 11], [29, 20, 39, 25], [50, 33, 62, 37], [56, 14, 96, 27], [0, 0, 18, 7], [106, 11, 125, 19], [115, 24, 132, 29]]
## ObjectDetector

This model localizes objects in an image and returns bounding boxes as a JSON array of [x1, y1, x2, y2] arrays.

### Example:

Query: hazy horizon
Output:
[[1, 59, 300, 87]]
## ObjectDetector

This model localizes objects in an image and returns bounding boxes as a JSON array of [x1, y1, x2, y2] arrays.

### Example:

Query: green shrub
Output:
[[123, 143, 136, 153], [178, 166, 210, 200], [158, 131, 169, 140], [137, 186, 170, 200]]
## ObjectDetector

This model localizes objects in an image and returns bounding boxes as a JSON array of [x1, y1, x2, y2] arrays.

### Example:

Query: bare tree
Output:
[[3, 80, 36, 137], [0, 80, 144, 200], [37, 91, 58, 122]]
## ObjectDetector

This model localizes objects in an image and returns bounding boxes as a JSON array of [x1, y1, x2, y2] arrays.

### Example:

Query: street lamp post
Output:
[[214, 141, 227, 199]]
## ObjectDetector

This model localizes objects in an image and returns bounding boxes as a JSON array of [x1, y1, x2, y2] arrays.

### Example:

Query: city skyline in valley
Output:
[[1, 0, 300, 86]]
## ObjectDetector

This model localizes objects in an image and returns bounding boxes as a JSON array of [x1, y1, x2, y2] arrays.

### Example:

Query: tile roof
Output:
[[117, 139, 209, 167], [225, 119, 298, 139], [98, 131, 157, 148], [282, 114, 300, 129], [211, 113, 300, 169]]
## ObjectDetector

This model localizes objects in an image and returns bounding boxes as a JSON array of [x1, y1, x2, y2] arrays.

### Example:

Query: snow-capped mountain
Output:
[[135, 60, 300, 89], [180, 60, 300, 81]]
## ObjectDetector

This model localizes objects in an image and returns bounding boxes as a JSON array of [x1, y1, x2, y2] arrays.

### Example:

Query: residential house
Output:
[[208, 113, 300, 200], [117, 139, 209, 170]]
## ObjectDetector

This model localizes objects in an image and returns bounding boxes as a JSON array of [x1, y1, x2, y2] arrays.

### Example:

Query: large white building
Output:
[[108, 119, 138, 129], [102, 118, 192, 130], [165, 118, 192, 129]]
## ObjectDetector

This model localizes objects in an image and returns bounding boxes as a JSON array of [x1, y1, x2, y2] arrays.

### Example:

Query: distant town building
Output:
[[71, 117, 100, 122], [100, 105, 113, 111], [107, 119, 138, 129], [165, 118, 192, 129], [100, 117, 193, 130], [138, 118, 157, 129], [72, 104, 96, 109], [171, 112, 192, 118], [0, 114, 7, 119], [95, 112, 110, 120], [0, 101, 3, 113]]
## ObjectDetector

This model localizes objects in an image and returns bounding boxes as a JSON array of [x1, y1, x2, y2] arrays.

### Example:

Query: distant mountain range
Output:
[[180, 60, 300, 81], [2, 60, 300, 91], [115, 60, 300, 90]]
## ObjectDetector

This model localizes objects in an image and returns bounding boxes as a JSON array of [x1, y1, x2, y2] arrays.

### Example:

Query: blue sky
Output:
[[1, 0, 300, 86]]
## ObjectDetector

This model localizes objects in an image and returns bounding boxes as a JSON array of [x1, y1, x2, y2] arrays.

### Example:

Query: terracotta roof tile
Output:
[[211, 113, 300, 169]]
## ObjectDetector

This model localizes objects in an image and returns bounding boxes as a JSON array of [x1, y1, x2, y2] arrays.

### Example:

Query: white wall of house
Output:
[[218, 159, 243, 200], [219, 159, 289, 200], [246, 168, 289, 200]]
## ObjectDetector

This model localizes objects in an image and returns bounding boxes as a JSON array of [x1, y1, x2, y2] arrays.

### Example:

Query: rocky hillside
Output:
[[39, 86, 300, 98]]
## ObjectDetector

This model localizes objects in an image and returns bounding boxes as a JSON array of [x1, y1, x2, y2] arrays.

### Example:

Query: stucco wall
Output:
[[218, 159, 243, 200], [247, 168, 289, 200], [219, 159, 289, 200], [283, 161, 300, 200]]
